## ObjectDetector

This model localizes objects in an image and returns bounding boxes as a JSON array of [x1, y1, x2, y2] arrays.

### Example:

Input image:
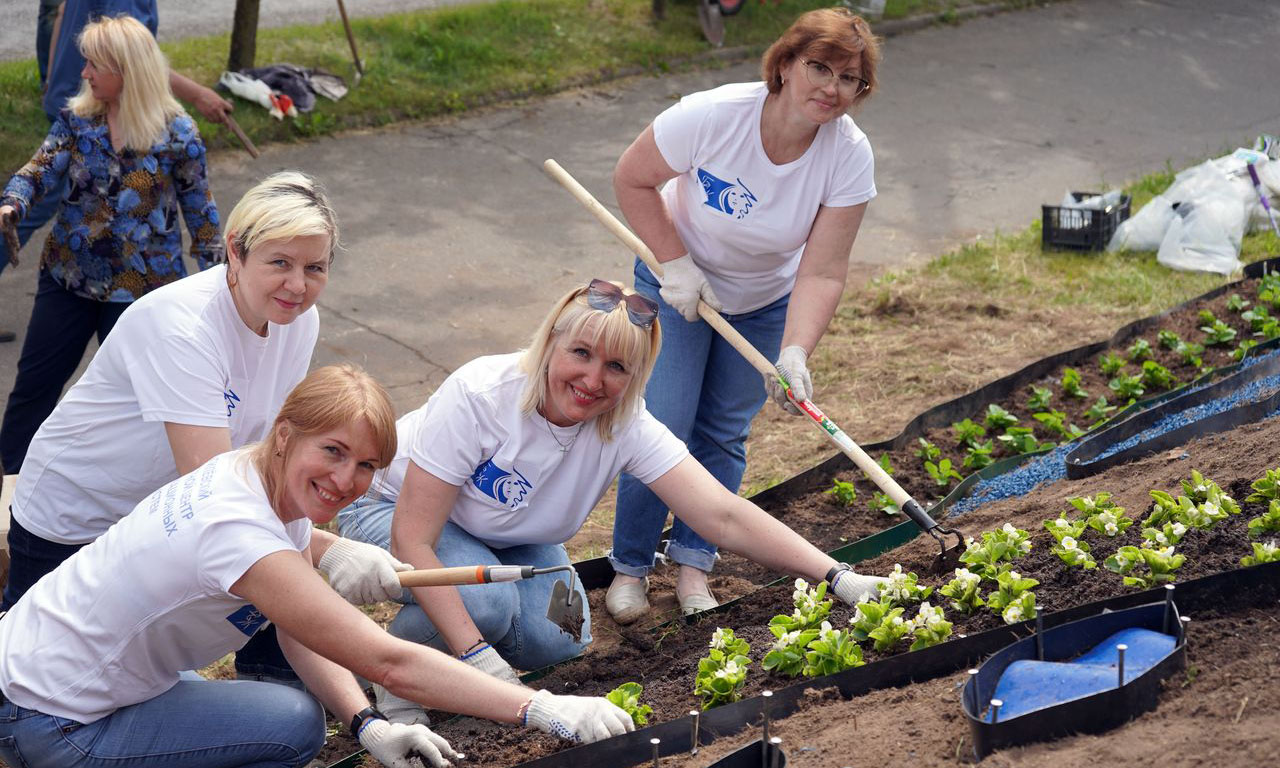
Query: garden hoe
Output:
[[541, 158, 967, 574], [398, 564, 586, 641]]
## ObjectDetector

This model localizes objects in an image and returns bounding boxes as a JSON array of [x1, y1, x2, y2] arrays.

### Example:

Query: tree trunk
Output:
[[227, 0, 260, 72]]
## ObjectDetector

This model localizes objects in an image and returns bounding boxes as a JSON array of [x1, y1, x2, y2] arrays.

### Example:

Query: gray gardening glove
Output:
[[358, 718, 460, 768], [460, 643, 521, 685], [657, 253, 722, 322], [766, 345, 812, 415], [523, 689, 633, 743], [830, 567, 889, 605], [318, 538, 413, 605]]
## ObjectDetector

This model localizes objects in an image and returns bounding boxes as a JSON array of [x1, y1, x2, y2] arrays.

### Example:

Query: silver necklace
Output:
[[545, 417, 584, 453]]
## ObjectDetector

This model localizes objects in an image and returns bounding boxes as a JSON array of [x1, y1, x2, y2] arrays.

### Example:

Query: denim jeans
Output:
[[37, 0, 63, 87], [0, 673, 324, 768], [337, 497, 591, 670], [609, 261, 788, 577]]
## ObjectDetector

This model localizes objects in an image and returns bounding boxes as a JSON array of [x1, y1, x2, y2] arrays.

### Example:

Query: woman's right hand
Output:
[[657, 253, 722, 321], [0, 204, 15, 227], [523, 689, 634, 743]]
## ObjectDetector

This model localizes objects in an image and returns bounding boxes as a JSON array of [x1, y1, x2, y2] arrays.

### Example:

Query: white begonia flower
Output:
[[1002, 523, 1017, 536], [1202, 501, 1219, 516], [1156, 546, 1175, 558], [1194, 483, 1207, 494], [1061, 536, 1078, 550], [1002, 604, 1024, 624], [1261, 541, 1278, 556], [723, 660, 741, 676], [794, 578, 809, 592], [1054, 517, 1071, 529], [1105, 522, 1118, 536], [1172, 522, 1187, 537], [1020, 539, 1033, 553], [1154, 532, 1168, 545], [818, 620, 836, 641], [1008, 571, 1021, 581], [891, 615, 904, 627], [710, 628, 728, 650]]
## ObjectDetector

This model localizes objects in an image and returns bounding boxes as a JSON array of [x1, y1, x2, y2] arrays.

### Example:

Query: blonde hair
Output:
[[762, 8, 881, 105], [251, 364, 398, 514], [68, 15, 183, 152], [225, 171, 340, 265], [519, 281, 662, 441]]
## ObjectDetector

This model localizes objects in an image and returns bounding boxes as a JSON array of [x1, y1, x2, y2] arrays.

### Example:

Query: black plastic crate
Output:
[[1041, 191, 1131, 251]]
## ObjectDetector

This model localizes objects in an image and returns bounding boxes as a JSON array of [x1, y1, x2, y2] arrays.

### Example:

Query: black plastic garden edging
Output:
[[498, 561, 1278, 768], [963, 596, 1186, 759], [707, 738, 787, 768], [1065, 347, 1280, 478]]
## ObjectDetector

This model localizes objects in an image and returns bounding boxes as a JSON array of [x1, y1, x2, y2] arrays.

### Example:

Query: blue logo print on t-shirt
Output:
[[226, 604, 269, 636], [224, 389, 240, 418], [697, 168, 757, 220], [470, 458, 533, 510]]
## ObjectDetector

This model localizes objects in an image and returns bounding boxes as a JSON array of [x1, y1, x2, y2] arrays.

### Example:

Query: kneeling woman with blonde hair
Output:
[[0, 365, 633, 768], [337, 279, 887, 725]]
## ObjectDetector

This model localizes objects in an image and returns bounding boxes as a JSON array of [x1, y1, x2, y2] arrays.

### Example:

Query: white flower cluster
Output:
[[879, 563, 915, 603], [1261, 541, 1279, 557], [709, 628, 729, 650], [771, 629, 803, 653], [910, 602, 948, 632], [952, 567, 981, 589], [792, 578, 822, 615], [1002, 603, 1025, 625], [715, 660, 743, 679]]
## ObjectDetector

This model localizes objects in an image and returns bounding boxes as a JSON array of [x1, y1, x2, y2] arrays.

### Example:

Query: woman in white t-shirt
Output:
[[336, 279, 886, 725], [0, 365, 633, 768], [2, 172, 407, 679], [606, 8, 881, 623]]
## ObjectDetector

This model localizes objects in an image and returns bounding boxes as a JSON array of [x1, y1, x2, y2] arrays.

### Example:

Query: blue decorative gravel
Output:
[[948, 347, 1280, 517]]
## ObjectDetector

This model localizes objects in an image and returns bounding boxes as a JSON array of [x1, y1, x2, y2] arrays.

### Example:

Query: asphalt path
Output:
[[0, 0, 475, 62], [1, 0, 1278, 419]]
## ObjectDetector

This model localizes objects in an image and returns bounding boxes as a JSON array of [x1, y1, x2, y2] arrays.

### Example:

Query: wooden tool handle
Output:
[[223, 113, 260, 159], [398, 566, 489, 587], [542, 158, 915, 509]]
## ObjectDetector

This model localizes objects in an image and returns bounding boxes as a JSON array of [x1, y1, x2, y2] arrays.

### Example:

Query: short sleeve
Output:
[[196, 516, 302, 595], [407, 376, 489, 486], [652, 92, 716, 175], [128, 324, 229, 428], [823, 125, 876, 209], [619, 409, 690, 485]]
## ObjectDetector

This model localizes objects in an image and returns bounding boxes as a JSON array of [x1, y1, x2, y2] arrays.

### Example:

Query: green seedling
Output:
[[1141, 360, 1178, 391], [1142, 520, 1188, 547], [1226, 293, 1250, 312], [998, 426, 1051, 455], [1026, 385, 1053, 410], [876, 453, 894, 476], [606, 682, 654, 726], [868, 490, 900, 515], [1033, 409, 1084, 440], [951, 418, 987, 449], [1060, 367, 1089, 399], [915, 437, 942, 463], [985, 569, 1039, 625], [1197, 308, 1218, 326], [1085, 396, 1117, 425], [1247, 500, 1280, 539], [1044, 513, 1088, 543], [1086, 508, 1133, 538], [908, 602, 953, 650], [1050, 535, 1096, 569], [1181, 470, 1240, 513], [1144, 490, 1197, 529], [1174, 340, 1205, 368], [876, 564, 934, 608], [962, 440, 995, 471], [1068, 492, 1120, 516], [1127, 338, 1153, 362], [1259, 318, 1280, 341], [983, 403, 1019, 430], [938, 568, 985, 614], [772, 579, 833, 633], [1157, 329, 1182, 349], [1258, 273, 1280, 309], [1246, 468, 1280, 503], [865, 606, 912, 652], [1108, 373, 1145, 400], [1242, 304, 1271, 332], [1233, 339, 1259, 361], [1241, 541, 1280, 567], [1200, 319, 1237, 346], [826, 479, 858, 507], [925, 458, 962, 488], [1099, 351, 1127, 376], [848, 598, 896, 644], [1105, 544, 1185, 588], [958, 523, 1032, 579], [694, 628, 751, 709], [762, 625, 819, 678], [802, 621, 866, 676]]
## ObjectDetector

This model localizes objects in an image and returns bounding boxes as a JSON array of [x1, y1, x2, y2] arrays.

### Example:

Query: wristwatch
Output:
[[351, 705, 387, 736], [824, 562, 853, 585]]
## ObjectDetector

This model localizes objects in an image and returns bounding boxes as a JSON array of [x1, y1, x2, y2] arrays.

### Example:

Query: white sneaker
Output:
[[372, 683, 430, 727]]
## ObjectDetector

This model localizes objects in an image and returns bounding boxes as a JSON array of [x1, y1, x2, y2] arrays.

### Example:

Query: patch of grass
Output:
[[2, 0, 1021, 173]]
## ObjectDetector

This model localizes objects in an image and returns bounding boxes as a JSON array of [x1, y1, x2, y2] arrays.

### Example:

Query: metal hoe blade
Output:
[[547, 567, 585, 642]]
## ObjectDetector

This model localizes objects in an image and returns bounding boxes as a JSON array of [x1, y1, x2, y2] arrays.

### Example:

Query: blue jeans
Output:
[[0, 672, 324, 768], [337, 498, 591, 670], [610, 261, 787, 577]]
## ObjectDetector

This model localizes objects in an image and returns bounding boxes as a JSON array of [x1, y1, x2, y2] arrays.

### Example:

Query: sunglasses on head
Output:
[[586, 279, 659, 329]]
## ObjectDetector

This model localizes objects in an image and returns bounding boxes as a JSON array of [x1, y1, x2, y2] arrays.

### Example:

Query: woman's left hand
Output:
[[765, 345, 812, 414]]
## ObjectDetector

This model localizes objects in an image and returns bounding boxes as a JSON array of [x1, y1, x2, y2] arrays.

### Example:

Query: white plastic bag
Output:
[[1107, 193, 1175, 252], [1156, 189, 1247, 275]]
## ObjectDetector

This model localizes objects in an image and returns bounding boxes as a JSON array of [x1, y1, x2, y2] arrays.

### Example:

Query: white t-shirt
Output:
[[653, 81, 877, 314], [0, 449, 312, 723], [365, 353, 689, 548], [12, 265, 317, 545]]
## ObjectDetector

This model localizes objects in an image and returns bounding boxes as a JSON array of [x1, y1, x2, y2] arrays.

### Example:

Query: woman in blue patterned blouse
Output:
[[0, 14, 223, 474]]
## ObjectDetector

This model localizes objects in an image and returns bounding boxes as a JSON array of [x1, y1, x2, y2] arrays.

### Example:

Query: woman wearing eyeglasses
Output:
[[606, 8, 881, 623], [335, 279, 886, 724]]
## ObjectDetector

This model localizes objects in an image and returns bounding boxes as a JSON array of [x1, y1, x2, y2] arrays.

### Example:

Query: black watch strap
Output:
[[351, 705, 387, 736], [825, 562, 852, 585]]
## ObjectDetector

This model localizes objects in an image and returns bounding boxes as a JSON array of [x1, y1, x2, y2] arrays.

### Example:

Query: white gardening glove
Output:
[[523, 689, 633, 744], [460, 643, 521, 685], [358, 718, 461, 768], [831, 567, 889, 605], [318, 538, 413, 605], [657, 253, 723, 322], [765, 345, 812, 415], [373, 684, 431, 727]]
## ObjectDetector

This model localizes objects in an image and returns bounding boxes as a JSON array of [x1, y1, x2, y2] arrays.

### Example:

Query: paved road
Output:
[[0, 0, 478, 62], [2, 0, 1277, 417]]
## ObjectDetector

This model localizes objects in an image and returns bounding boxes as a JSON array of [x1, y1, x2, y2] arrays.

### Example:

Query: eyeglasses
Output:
[[586, 279, 659, 329], [800, 59, 869, 97]]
